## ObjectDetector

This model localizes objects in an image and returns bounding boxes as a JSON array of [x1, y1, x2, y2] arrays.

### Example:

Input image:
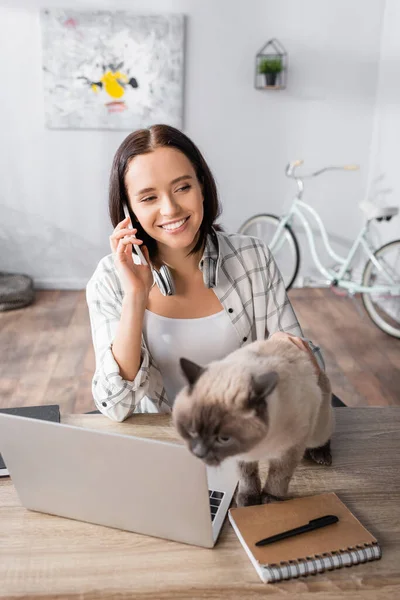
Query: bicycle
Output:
[[238, 160, 400, 338]]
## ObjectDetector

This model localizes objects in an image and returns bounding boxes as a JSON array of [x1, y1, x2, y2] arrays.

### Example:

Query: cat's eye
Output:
[[216, 435, 232, 445]]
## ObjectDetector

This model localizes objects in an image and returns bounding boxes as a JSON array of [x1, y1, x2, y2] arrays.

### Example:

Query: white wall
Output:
[[367, 0, 400, 249], [0, 0, 385, 288]]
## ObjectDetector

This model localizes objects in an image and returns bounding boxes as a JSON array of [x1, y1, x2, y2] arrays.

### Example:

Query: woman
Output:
[[86, 124, 324, 422]]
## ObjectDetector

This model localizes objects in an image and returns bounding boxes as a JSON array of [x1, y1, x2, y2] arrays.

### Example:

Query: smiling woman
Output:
[[86, 124, 325, 422], [108, 125, 221, 263], [125, 147, 205, 262]]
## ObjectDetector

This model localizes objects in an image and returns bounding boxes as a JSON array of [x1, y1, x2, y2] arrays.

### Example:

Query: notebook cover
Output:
[[0, 405, 60, 471], [229, 492, 377, 566]]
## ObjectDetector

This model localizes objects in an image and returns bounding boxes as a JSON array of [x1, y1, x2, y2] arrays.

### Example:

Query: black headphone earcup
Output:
[[153, 268, 169, 296], [209, 258, 216, 288], [202, 257, 217, 289], [160, 265, 176, 296]]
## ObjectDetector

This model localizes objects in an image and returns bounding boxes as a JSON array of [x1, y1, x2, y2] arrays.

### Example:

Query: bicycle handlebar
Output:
[[285, 160, 303, 177], [285, 160, 359, 179]]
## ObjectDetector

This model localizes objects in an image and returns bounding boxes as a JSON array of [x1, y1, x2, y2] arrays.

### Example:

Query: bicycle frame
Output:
[[269, 192, 400, 297]]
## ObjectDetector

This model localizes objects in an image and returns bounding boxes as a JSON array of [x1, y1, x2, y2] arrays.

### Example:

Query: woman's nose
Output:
[[159, 193, 180, 216]]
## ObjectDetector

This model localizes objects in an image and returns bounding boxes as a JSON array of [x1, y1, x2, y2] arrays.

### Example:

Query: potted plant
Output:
[[258, 57, 283, 87]]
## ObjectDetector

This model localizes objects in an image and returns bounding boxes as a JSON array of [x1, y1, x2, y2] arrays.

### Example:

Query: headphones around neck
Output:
[[122, 204, 216, 296]]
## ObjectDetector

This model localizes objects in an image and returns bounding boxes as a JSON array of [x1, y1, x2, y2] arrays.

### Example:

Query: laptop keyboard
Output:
[[208, 489, 225, 521]]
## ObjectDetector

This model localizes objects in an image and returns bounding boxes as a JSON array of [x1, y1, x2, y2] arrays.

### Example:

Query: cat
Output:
[[172, 336, 334, 507]]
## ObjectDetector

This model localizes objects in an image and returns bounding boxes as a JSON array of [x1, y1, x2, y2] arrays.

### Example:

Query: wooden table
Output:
[[1, 408, 399, 599]]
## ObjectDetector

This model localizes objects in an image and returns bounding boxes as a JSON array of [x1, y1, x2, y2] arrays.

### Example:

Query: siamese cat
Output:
[[172, 337, 334, 507]]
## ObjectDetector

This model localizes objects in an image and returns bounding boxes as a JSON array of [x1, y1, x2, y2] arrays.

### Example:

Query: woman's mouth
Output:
[[159, 216, 190, 233]]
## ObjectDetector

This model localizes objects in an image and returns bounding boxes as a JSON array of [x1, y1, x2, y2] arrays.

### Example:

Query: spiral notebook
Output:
[[228, 492, 381, 583]]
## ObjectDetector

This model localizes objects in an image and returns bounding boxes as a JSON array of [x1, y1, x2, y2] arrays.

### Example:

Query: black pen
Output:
[[255, 514, 339, 547]]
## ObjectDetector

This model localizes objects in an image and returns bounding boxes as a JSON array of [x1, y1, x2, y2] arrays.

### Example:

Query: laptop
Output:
[[0, 413, 238, 548], [0, 404, 60, 477]]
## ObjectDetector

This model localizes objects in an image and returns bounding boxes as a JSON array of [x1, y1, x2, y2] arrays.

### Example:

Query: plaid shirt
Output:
[[86, 231, 324, 421]]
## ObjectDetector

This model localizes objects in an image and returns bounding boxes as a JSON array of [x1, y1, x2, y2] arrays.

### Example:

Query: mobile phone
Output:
[[122, 204, 148, 266]]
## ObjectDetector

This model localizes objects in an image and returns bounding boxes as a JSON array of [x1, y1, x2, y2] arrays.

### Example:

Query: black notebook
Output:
[[0, 404, 60, 477]]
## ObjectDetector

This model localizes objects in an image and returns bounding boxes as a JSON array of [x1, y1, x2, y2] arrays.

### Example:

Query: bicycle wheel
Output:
[[238, 214, 300, 290], [361, 239, 400, 338]]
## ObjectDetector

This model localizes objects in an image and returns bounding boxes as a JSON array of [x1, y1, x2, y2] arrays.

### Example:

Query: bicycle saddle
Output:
[[359, 200, 399, 221]]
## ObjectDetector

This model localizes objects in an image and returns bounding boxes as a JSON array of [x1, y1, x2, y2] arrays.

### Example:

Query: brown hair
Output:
[[109, 124, 222, 259]]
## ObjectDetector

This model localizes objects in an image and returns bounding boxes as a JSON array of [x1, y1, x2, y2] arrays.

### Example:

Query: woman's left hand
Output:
[[269, 332, 321, 376]]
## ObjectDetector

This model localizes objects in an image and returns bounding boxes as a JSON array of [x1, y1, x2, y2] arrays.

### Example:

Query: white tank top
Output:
[[143, 309, 240, 403]]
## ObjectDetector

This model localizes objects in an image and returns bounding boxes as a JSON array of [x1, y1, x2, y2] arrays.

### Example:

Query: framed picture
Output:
[[40, 10, 185, 130]]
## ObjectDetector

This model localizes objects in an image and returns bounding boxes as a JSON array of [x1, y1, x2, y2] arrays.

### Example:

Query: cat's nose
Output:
[[191, 441, 208, 459]]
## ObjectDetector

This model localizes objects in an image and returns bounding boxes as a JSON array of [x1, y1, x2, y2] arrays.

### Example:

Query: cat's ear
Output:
[[247, 371, 279, 418], [180, 358, 205, 386], [252, 371, 279, 397]]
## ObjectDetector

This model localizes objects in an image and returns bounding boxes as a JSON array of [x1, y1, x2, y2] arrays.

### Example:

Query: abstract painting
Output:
[[40, 10, 184, 130]]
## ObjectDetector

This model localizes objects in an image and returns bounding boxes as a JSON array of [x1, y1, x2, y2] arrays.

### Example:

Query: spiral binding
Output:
[[261, 542, 381, 583]]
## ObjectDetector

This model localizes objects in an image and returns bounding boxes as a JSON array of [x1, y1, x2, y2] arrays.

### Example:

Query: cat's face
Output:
[[172, 358, 278, 466]]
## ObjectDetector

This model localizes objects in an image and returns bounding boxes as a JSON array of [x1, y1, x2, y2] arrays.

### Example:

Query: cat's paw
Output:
[[235, 490, 262, 507], [304, 440, 332, 466], [261, 492, 285, 504]]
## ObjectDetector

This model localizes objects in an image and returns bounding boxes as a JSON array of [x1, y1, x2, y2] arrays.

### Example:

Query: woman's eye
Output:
[[141, 196, 156, 203], [176, 184, 191, 193], [216, 435, 232, 445]]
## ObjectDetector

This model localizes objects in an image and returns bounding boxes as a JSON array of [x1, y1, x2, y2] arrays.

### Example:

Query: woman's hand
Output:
[[269, 331, 321, 376], [109, 216, 154, 301]]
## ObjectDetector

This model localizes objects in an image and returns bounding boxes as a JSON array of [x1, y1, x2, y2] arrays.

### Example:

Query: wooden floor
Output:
[[289, 287, 400, 407], [0, 288, 398, 413]]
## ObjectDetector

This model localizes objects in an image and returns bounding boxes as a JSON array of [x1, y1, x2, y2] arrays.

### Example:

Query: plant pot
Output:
[[264, 73, 278, 86]]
